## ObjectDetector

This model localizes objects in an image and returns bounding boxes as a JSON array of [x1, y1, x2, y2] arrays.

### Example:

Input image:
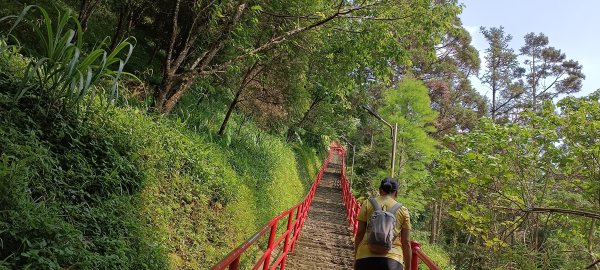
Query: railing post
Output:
[[410, 241, 420, 270], [263, 223, 279, 270], [353, 203, 360, 236], [292, 200, 309, 252], [228, 258, 239, 270], [279, 211, 295, 269], [290, 204, 303, 252]]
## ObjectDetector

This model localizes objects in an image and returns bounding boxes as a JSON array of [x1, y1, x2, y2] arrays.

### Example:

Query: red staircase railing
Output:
[[333, 146, 441, 270], [211, 148, 334, 270]]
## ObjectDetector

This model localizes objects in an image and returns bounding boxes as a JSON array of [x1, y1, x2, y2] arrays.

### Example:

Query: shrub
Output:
[[0, 7, 324, 268], [0, 5, 135, 112]]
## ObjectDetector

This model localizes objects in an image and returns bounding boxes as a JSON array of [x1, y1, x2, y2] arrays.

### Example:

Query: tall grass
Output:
[[0, 66, 324, 270], [0, 5, 134, 112], [0, 6, 325, 269]]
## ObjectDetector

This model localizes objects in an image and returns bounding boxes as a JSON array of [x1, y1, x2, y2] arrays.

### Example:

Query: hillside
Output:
[[1, 1, 599, 269]]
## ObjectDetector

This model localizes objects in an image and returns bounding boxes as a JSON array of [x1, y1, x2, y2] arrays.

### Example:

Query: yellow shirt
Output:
[[355, 195, 411, 262]]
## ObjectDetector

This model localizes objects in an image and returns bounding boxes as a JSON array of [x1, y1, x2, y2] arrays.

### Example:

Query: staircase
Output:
[[212, 147, 441, 270], [285, 153, 355, 270]]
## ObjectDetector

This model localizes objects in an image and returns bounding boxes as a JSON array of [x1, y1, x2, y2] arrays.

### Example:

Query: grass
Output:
[[0, 43, 324, 270], [1, 5, 135, 112]]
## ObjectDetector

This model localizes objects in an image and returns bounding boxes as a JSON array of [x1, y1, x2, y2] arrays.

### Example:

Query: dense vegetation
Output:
[[0, 47, 322, 270], [0, 0, 598, 269]]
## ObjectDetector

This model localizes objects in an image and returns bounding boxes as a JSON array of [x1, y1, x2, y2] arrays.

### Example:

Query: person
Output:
[[354, 177, 412, 270]]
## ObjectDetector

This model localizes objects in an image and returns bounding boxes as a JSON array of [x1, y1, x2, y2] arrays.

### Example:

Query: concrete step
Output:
[[284, 154, 355, 270]]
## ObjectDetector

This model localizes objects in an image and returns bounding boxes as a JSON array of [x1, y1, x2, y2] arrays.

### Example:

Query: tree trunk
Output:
[[588, 219, 598, 270], [153, 73, 177, 112], [161, 78, 194, 114], [153, 2, 247, 114], [218, 88, 243, 136], [531, 55, 537, 111], [218, 61, 261, 135], [286, 97, 320, 141], [110, 7, 126, 50], [491, 70, 497, 121], [148, 43, 160, 66], [78, 0, 103, 32], [429, 201, 438, 244]]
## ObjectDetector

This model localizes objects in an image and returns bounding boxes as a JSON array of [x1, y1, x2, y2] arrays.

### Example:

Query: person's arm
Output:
[[400, 227, 412, 270], [354, 221, 367, 254], [354, 201, 368, 256]]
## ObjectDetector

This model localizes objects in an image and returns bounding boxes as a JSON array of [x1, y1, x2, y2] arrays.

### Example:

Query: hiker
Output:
[[354, 177, 412, 270]]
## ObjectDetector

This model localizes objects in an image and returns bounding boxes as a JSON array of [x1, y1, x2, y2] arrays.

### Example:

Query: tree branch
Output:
[[191, 3, 247, 71], [496, 206, 600, 219], [164, 0, 181, 75], [586, 259, 600, 269], [212, 3, 376, 72]]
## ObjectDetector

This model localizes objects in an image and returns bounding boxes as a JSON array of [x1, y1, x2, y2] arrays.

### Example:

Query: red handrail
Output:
[[332, 146, 441, 270], [211, 148, 334, 270]]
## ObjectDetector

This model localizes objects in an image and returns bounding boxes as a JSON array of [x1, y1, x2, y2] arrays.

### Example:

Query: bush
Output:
[[405, 231, 453, 270], [1, 5, 135, 112], [0, 62, 323, 269], [0, 6, 324, 266]]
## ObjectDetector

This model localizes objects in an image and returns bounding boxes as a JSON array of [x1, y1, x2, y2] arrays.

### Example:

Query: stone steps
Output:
[[284, 153, 355, 270]]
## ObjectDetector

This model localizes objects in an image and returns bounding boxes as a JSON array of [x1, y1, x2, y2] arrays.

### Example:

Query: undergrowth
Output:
[[0, 39, 323, 270]]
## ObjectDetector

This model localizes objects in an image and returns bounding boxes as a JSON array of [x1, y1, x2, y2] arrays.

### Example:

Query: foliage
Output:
[[0, 81, 167, 268], [434, 95, 600, 269], [518, 32, 585, 110], [379, 78, 439, 214], [4, 1, 597, 269], [479, 26, 524, 121], [0, 53, 322, 269], [1, 5, 135, 112]]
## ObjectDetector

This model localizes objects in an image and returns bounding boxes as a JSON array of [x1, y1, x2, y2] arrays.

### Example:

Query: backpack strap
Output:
[[368, 197, 382, 211], [388, 203, 403, 215]]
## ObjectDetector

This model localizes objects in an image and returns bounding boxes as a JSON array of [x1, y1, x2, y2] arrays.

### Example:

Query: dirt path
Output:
[[285, 153, 355, 270]]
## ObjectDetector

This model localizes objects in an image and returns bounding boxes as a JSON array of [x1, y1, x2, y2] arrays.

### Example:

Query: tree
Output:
[[77, 0, 103, 32], [558, 92, 600, 269], [411, 18, 487, 139], [519, 32, 585, 110], [480, 26, 524, 121], [107, 0, 151, 50], [151, 0, 364, 114], [145, 0, 464, 114], [434, 98, 600, 269], [379, 78, 438, 212]]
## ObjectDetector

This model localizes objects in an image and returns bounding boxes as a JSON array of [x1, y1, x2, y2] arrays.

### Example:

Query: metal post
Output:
[[410, 241, 420, 270], [228, 258, 239, 270], [363, 105, 397, 177], [263, 223, 278, 270], [351, 144, 355, 188], [280, 210, 295, 270], [391, 123, 397, 177]]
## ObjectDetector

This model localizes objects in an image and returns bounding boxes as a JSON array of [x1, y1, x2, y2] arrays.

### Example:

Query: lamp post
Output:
[[340, 136, 356, 186], [363, 106, 398, 177]]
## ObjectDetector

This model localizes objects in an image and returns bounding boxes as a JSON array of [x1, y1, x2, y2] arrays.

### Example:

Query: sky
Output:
[[459, 0, 599, 98]]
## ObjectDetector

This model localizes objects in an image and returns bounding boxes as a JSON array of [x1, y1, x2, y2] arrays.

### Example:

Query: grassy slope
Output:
[[0, 71, 322, 269]]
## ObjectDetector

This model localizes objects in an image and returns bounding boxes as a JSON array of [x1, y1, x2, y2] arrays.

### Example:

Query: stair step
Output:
[[285, 154, 355, 270]]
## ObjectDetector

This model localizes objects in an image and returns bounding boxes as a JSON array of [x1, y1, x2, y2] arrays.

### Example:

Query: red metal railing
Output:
[[211, 148, 334, 270], [333, 146, 441, 270]]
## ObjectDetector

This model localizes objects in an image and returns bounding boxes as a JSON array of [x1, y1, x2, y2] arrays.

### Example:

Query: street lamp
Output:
[[363, 106, 398, 177], [340, 135, 356, 185]]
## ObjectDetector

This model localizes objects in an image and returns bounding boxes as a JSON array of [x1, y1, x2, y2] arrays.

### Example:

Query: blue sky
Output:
[[459, 0, 599, 98]]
